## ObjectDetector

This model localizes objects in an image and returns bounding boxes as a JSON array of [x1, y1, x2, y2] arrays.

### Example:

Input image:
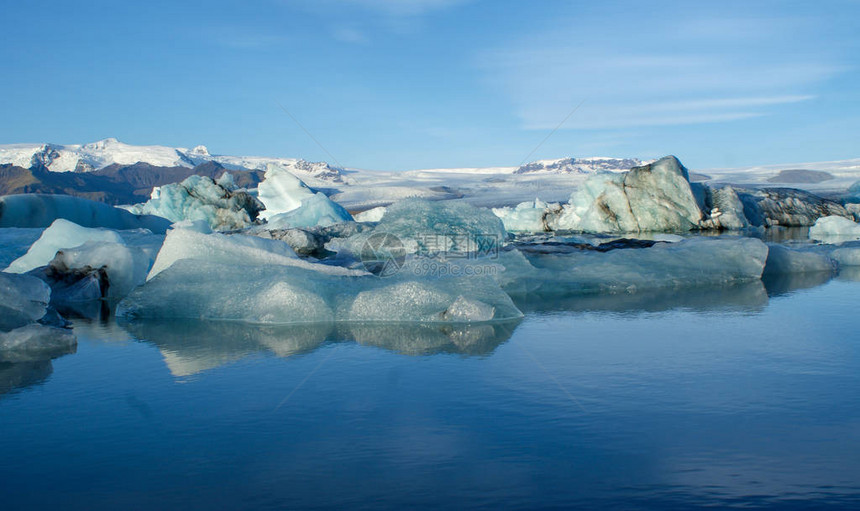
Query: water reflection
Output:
[[121, 319, 521, 376], [512, 281, 770, 315]]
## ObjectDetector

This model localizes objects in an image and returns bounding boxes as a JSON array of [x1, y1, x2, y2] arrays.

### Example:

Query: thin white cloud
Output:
[[480, 12, 846, 130], [337, 0, 471, 17]]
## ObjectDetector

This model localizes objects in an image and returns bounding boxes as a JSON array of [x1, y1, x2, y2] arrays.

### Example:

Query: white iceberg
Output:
[[146, 225, 361, 280], [265, 192, 353, 229], [257, 164, 353, 228], [129, 174, 264, 231], [257, 164, 318, 219], [5, 219, 124, 274], [809, 215, 860, 243], [353, 206, 387, 223], [0, 194, 171, 233], [492, 199, 557, 233]]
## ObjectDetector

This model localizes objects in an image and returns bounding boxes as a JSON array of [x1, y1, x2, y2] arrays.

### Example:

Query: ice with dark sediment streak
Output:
[[497, 237, 769, 297], [128, 173, 264, 231]]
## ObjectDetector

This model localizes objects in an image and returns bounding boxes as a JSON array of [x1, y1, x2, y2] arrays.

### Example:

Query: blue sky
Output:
[[1, 0, 858, 171]]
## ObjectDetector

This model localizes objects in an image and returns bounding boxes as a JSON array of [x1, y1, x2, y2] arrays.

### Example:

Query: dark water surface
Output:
[[2, 275, 860, 510]]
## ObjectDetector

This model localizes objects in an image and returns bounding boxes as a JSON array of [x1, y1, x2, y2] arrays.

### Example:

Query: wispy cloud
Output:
[[480, 12, 846, 130], [333, 0, 471, 17]]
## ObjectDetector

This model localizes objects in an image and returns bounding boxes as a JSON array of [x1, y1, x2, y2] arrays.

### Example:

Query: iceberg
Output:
[[146, 225, 363, 281], [762, 244, 835, 275], [0, 272, 52, 332], [265, 192, 353, 229], [739, 189, 851, 227], [5, 219, 124, 274], [492, 199, 558, 233], [256, 165, 352, 228], [257, 164, 318, 219], [338, 199, 507, 258], [497, 237, 769, 297], [353, 206, 387, 223], [558, 156, 704, 233], [809, 215, 860, 243], [129, 174, 264, 231], [0, 194, 170, 233], [38, 240, 154, 300], [0, 324, 76, 363]]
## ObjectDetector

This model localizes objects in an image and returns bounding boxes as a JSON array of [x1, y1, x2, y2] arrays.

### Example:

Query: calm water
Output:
[[2, 274, 860, 510]]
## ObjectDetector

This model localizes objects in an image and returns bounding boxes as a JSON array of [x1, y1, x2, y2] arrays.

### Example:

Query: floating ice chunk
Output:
[[0, 272, 51, 332], [130, 174, 264, 231], [762, 244, 834, 275], [492, 199, 558, 233], [0, 324, 76, 363], [831, 245, 860, 267], [340, 199, 506, 257], [0, 194, 170, 232], [809, 215, 860, 243], [265, 192, 353, 229], [354, 206, 387, 223], [497, 237, 769, 297], [257, 164, 317, 220], [5, 219, 124, 274]]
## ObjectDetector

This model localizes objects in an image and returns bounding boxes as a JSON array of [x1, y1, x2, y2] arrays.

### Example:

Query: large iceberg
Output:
[[119, 225, 520, 324], [0, 194, 170, 233], [119, 260, 522, 324], [257, 164, 353, 228], [129, 174, 264, 231], [559, 156, 704, 233]]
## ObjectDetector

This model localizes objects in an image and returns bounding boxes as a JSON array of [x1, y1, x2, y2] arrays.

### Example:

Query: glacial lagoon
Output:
[[2, 270, 860, 510]]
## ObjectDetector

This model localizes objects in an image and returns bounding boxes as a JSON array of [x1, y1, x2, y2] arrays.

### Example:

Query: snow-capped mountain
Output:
[[0, 138, 345, 184], [514, 157, 643, 174]]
